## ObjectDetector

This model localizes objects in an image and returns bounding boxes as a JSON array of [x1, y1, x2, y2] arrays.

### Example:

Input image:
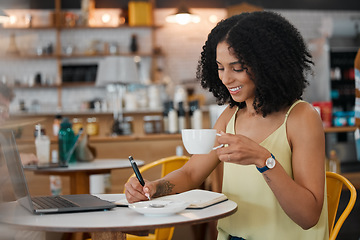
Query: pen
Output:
[[128, 156, 150, 200]]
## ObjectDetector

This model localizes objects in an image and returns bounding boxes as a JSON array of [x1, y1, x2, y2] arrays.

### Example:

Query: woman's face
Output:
[[216, 41, 255, 104]]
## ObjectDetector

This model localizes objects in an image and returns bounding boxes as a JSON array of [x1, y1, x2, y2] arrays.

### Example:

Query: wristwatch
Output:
[[256, 153, 276, 173]]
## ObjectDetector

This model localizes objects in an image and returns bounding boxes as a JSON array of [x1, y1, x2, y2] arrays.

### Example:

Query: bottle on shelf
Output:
[[53, 114, 62, 136], [130, 34, 138, 53], [35, 124, 50, 165], [163, 101, 170, 133], [58, 118, 76, 166], [178, 101, 186, 132], [190, 100, 202, 129], [168, 101, 178, 134], [355, 48, 360, 126], [328, 150, 341, 174], [50, 150, 62, 196]]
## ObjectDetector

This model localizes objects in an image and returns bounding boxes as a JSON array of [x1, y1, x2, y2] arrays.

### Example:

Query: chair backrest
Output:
[[127, 156, 190, 180], [326, 171, 357, 240], [125, 155, 190, 240]]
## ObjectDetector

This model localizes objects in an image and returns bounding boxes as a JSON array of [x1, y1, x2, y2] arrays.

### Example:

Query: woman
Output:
[[125, 11, 328, 240]]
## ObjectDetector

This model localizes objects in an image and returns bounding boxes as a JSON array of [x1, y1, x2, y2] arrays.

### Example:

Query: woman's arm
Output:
[[216, 102, 325, 229], [274, 102, 325, 229], [125, 105, 235, 203]]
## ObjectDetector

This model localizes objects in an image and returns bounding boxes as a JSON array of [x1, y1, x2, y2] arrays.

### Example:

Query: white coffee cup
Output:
[[181, 129, 220, 154]]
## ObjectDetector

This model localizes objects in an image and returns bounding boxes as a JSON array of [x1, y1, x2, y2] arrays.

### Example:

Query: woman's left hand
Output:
[[215, 132, 270, 167]]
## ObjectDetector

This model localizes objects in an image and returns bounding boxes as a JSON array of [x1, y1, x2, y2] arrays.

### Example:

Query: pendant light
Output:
[[165, 4, 200, 25], [0, 9, 9, 24]]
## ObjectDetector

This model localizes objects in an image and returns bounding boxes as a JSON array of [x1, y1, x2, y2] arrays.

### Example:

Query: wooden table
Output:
[[23, 159, 144, 194], [0, 194, 237, 240]]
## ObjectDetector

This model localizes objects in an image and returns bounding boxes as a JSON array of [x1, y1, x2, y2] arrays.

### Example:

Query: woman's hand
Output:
[[20, 153, 39, 165], [124, 177, 156, 203], [215, 132, 270, 168]]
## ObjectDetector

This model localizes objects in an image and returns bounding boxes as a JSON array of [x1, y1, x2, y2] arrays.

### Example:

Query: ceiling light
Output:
[[165, 5, 200, 25]]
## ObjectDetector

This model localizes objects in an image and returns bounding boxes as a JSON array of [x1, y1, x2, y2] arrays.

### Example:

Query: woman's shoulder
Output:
[[287, 101, 324, 133], [288, 101, 319, 117], [213, 105, 237, 130]]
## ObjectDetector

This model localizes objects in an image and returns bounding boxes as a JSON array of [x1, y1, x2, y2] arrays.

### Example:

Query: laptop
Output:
[[0, 129, 116, 214]]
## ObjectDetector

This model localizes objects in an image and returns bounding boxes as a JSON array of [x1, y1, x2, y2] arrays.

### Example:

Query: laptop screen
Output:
[[0, 130, 34, 212]]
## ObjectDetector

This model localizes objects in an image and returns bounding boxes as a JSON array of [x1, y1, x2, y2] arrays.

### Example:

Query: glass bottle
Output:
[[190, 100, 202, 129], [163, 101, 170, 133], [58, 118, 76, 166], [53, 114, 62, 136], [130, 34, 138, 53], [355, 48, 360, 126], [50, 150, 62, 196], [178, 101, 186, 132], [35, 124, 50, 165], [328, 150, 341, 174], [168, 101, 178, 134]]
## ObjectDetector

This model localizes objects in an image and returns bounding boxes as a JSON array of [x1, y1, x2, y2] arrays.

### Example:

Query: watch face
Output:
[[266, 157, 276, 169]]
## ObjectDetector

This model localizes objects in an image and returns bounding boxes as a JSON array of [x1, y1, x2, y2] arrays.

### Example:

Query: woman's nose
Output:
[[220, 70, 234, 85]]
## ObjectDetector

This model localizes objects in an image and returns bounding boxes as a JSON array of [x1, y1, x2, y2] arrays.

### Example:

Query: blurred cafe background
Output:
[[0, 0, 359, 239]]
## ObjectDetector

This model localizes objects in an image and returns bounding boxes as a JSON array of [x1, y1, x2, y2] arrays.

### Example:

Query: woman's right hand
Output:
[[124, 177, 156, 203]]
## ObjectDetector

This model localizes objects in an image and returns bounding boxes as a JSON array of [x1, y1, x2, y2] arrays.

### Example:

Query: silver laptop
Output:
[[0, 129, 116, 214]]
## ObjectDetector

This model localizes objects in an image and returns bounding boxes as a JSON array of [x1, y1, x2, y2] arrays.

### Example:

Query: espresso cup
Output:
[[181, 129, 219, 154]]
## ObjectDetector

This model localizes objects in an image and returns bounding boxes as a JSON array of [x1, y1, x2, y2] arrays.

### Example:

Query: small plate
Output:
[[128, 200, 189, 216]]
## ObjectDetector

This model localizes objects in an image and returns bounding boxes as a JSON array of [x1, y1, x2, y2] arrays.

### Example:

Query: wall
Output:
[[1, 8, 360, 113]]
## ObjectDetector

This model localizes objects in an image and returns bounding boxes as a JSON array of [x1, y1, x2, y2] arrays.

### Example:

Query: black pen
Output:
[[128, 156, 150, 200]]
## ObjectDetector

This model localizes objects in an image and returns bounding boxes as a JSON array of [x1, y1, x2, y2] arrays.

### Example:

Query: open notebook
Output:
[[116, 189, 228, 209], [0, 129, 116, 214]]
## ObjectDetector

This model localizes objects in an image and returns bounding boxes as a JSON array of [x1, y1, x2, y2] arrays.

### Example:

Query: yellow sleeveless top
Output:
[[217, 100, 329, 240]]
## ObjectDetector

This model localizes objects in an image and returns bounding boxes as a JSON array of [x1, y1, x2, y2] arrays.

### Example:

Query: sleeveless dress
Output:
[[217, 100, 329, 240]]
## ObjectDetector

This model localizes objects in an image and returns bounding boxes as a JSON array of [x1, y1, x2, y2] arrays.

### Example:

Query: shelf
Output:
[[59, 24, 160, 29], [1, 54, 57, 60], [1, 24, 160, 30], [60, 52, 160, 58], [2, 52, 161, 60], [14, 84, 60, 89], [16, 133, 182, 144], [61, 82, 95, 87], [3, 1, 159, 110], [324, 126, 357, 133], [0, 26, 56, 30]]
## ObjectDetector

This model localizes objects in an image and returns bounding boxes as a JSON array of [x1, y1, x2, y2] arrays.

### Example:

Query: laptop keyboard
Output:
[[32, 196, 78, 209]]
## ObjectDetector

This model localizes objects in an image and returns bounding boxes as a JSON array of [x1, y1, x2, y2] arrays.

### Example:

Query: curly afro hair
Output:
[[196, 11, 313, 117]]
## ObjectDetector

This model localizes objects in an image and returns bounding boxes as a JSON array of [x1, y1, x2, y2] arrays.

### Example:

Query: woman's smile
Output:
[[228, 86, 242, 94]]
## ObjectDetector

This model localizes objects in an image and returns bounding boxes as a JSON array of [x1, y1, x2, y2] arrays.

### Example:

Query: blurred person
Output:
[[0, 82, 48, 240], [125, 11, 328, 240], [0, 82, 38, 165]]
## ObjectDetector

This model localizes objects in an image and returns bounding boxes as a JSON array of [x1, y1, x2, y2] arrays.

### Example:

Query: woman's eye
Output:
[[217, 67, 224, 71], [233, 68, 244, 72]]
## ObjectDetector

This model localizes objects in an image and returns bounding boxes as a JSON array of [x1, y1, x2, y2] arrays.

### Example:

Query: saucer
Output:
[[128, 200, 189, 216]]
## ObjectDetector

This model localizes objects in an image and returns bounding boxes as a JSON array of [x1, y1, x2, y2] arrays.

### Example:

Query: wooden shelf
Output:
[[61, 82, 96, 87], [0, 26, 55, 30], [324, 126, 357, 133], [13, 84, 59, 89], [16, 133, 182, 144], [60, 52, 160, 58], [2, 54, 57, 60], [3, 0, 160, 110], [1, 24, 159, 30]]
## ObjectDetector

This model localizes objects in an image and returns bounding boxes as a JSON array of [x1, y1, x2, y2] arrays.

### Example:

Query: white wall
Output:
[[2, 8, 359, 112]]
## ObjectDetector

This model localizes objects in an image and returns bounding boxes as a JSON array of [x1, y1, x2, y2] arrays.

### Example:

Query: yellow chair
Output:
[[326, 171, 357, 240], [125, 155, 190, 240]]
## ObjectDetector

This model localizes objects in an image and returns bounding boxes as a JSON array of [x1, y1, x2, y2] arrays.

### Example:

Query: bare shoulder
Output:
[[213, 105, 238, 131], [287, 101, 324, 141], [287, 101, 322, 124]]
